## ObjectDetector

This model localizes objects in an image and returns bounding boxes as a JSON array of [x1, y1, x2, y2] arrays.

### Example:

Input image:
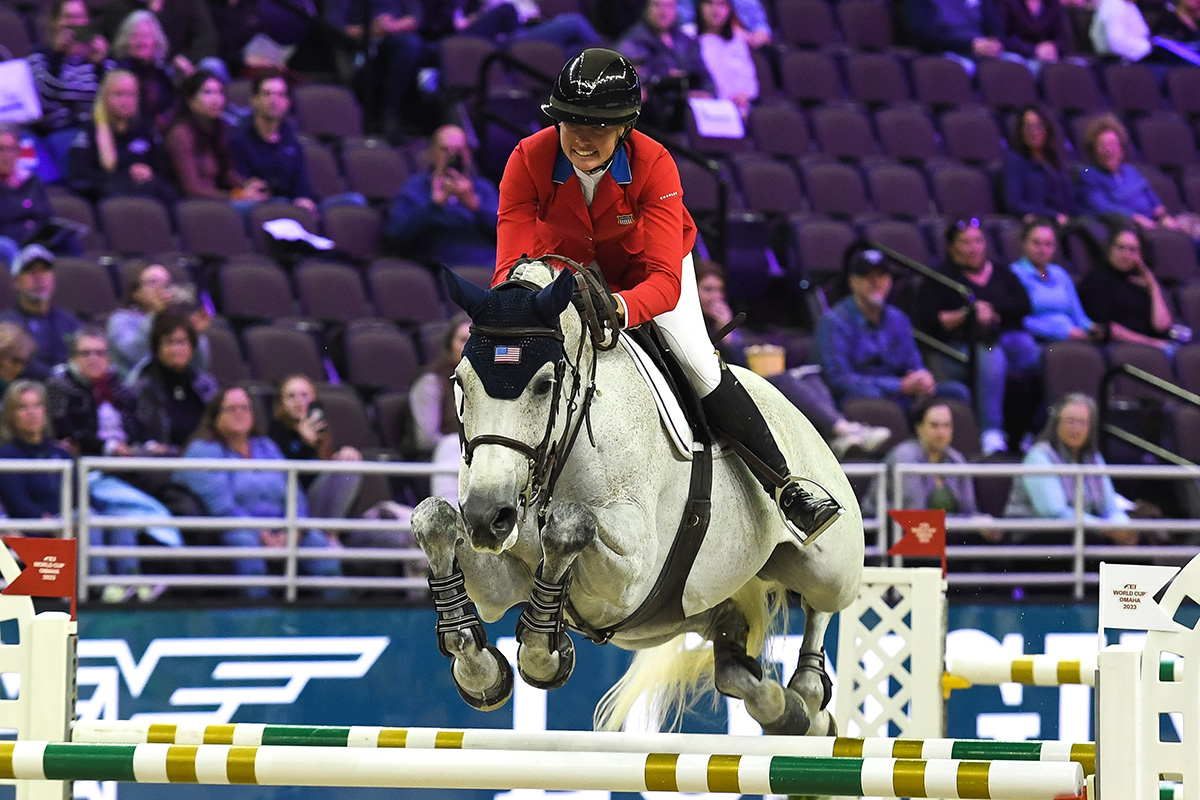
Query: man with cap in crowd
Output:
[[0, 244, 81, 380], [816, 247, 970, 414]]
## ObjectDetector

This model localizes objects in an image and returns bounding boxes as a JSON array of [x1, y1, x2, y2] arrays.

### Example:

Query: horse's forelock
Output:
[[508, 259, 561, 288]]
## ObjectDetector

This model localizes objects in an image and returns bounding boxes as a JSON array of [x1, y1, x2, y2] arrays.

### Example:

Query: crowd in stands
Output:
[[2, 0, 1200, 602]]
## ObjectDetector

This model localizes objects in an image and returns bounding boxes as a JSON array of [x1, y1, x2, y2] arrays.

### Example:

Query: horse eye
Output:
[[534, 377, 554, 396]]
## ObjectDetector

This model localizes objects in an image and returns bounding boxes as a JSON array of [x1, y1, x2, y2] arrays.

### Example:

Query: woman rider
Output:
[[493, 48, 842, 541]]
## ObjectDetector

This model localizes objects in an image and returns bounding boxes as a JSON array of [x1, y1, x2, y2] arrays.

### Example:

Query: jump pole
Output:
[[0, 741, 1085, 799], [946, 652, 1181, 688], [71, 720, 1095, 774]]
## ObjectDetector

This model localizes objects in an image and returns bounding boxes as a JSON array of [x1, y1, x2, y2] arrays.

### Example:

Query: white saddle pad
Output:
[[618, 332, 694, 459]]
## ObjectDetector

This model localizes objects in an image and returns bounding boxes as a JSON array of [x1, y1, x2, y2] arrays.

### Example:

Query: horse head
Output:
[[444, 262, 580, 552]]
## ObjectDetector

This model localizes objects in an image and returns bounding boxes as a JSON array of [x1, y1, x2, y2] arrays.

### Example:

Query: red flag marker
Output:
[[1, 537, 77, 619], [886, 509, 947, 576]]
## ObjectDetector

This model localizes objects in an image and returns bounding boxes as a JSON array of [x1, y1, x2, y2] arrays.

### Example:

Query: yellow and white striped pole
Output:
[[945, 653, 1181, 689]]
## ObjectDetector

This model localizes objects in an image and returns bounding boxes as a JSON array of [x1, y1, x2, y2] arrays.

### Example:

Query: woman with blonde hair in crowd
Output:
[[0, 323, 34, 398], [67, 69, 175, 204], [111, 10, 177, 128]]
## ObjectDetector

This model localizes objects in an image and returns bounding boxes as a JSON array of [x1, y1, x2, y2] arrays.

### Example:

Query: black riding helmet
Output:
[[542, 48, 641, 128]]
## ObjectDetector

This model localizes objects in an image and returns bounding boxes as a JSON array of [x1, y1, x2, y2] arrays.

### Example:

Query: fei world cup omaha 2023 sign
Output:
[[49, 603, 1116, 800]]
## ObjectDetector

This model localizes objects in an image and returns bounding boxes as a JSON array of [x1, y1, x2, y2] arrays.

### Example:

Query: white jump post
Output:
[[0, 542, 76, 800], [835, 566, 947, 738]]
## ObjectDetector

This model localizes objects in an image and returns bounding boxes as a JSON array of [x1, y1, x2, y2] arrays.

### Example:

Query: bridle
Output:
[[452, 270, 601, 526]]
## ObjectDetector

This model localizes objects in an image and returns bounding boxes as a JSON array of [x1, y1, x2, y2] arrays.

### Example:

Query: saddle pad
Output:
[[618, 332, 693, 459]]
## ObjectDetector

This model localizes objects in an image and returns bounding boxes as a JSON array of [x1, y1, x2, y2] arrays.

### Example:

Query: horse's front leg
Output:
[[412, 496, 515, 711], [786, 599, 837, 736], [514, 501, 597, 690]]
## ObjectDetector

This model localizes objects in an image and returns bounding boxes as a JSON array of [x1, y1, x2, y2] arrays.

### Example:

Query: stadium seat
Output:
[[810, 106, 879, 161], [837, 0, 893, 49], [46, 191, 103, 253], [300, 140, 346, 200], [450, 266, 494, 289], [864, 162, 935, 219], [860, 219, 934, 267], [1179, 282, 1200, 331], [0, 7, 33, 58], [115, 257, 192, 297], [1167, 66, 1200, 120], [911, 55, 974, 109], [1137, 164, 1185, 213], [976, 59, 1038, 112], [292, 84, 363, 141], [369, 259, 446, 327], [736, 157, 807, 216], [929, 163, 996, 217], [205, 324, 250, 386], [841, 397, 908, 452], [1044, 339, 1106, 401], [243, 324, 326, 384], [802, 161, 871, 218], [98, 196, 175, 255], [789, 217, 858, 283], [322, 204, 383, 263], [373, 390, 412, 453], [248, 203, 318, 254], [1172, 404, 1200, 463], [1175, 343, 1200, 396], [342, 142, 411, 206], [51, 257, 117, 321], [345, 324, 421, 395], [676, 158, 725, 217], [219, 260, 297, 323], [1135, 114, 1197, 173], [875, 107, 943, 165], [940, 107, 1005, 166], [294, 260, 373, 324], [1107, 342, 1175, 402], [1104, 63, 1164, 117], [1041, 62, 1106, 116], [775, 0, 841, 48], [506, 39, 567, 89], [845, 52, 912, 108], [440, 35, 500, 95], [175, 199, 251, 259], [1143, 227, 1199, 284], [683, 104, 753, 156], [316, 384, 378, 450], [779, 50, 845, 107], [944, 398, 981, 461], [749, 106, 811, 160]]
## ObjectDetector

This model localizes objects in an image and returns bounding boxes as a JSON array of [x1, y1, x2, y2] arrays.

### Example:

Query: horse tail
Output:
[[593, 579, 789, 732]]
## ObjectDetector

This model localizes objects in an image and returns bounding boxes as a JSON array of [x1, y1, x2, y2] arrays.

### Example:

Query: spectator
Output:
[[111, 10, 178, 129], [0, 125, 55, 270], [915, 219, 1041, 456], [903, 0, 1008, 74], [1002, 104, 1074, 226], [617, 0, 715, 129], [994, 0, 1072, 73], [1090, 0, 1152, 61], [1011, 217, 1102, 344], [126, 307, 219, 452], [677, 0, 773, 47], [1078, 222, 1177, 352], [65, 70, 176, 206], [46, 327, 184, 593], [269, 374, 364, 519], [173, 386, 343, 598], [163, 70, 270, 203], [1004, 392, 1137, 545], [0, 323, 35, 396], [816, 248, 970, 412], [696, 260, 890, 457], [861, 398, 991, 533], [696, 0, 758, 117], [26, 0, 114, 181], [386, 125, 499, 267], [107, 263, 210, 379], [0, 246, 81, 381], [97, 0, 223, 81], [1076, 114, 1179, 231], [407, 314, 468, 503], [229, 71, 366, 217]]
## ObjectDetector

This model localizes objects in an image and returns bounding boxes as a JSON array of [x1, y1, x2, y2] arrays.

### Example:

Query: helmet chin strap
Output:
[[561, 121, 636, 175]]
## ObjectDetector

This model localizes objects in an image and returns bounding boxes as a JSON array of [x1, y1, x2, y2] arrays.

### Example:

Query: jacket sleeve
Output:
[[618, 149, 685, 327], [1019, 447, 1075, 519], [173, 441, 247, 517], [495, 142, 542, 283], [386, 174, 436, 244]]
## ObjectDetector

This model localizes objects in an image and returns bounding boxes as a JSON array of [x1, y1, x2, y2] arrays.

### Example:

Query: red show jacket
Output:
[[494, 126, 697, 328]]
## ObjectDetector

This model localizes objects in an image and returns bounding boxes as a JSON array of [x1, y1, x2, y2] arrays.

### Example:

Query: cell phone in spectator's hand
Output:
[[307, 401, 327, 432], [445, 153, 464, 173]]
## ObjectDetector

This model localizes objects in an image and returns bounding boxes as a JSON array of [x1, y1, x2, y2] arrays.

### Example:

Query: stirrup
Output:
[[775, 476, 844, 546]]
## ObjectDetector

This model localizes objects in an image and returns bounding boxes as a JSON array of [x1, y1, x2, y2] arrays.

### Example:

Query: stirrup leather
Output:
[[775, 475, 845, 546]]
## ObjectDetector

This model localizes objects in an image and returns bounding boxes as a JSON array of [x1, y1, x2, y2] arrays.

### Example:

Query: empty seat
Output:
[[1172, 404, 1200, 463], [440, 35, 500, 94], [837, 0, 894, 50], [51, 257, 117, 320], [1104, 63, 1164, 116], [1167, 66, 1200, 119], [1044, 339, 1106, 401], [1137, 164, 1184, 213], [0, 7, 33, 58], [243, 324, 326, 384], [775, 0, 841, 48], [737, 158, 806, 215], [940, 108, 1005, 166], [803, 161, 871, 218], [860, 219, 934, 266], [810, 106, 878, 161], [844, 52, 912, 108], [780, 50, 844, 107], [1135, 114, 1197, 172], [1179, 282, 1200, 330], [1175, 343, 1200, 396], [977, 59, 1039, 112], [345, 324, 421, 394], [944, 398, 982, 461], [294, 260, 373, 323], [316, 385, 378, 450], [450, 265, 495, 290], [1144, 226, 1199, 284], [219, 260, 296, 322], [292, 84, 363, 141], [322, 204, 382, 263], [300, 140, 345, 200], [790, 217, 858, 282], [205, 324, 249, 386], [369, 259, 446, 326], [1041, 62, 1106, 115], [684, 104, 753, 156], [748, 106, 811, 160], [911, 55, 974, 109], [676, 159, 723, 217], [930, 163, 996, 217], [175, 198, 251, 259], [98, 196, 175, 255], [1107, 342, 1175, 401], [841, 397, 908, 452], [875, 107, 942, 164], [506, 38, 566, 89], [865, 162, 935, 219], [342, 142, 411, 205], [46, 192, 103, 253], [248, 203, 318, 253]]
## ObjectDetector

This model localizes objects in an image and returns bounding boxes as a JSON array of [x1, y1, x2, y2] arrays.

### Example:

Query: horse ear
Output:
[[533, 269, 575, 323], [443, 266, 490, 317]]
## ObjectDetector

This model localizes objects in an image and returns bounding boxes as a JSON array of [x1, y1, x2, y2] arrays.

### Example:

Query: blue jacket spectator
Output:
[[0, 126, 56, 270], [1002, 105, 1074, 224], [0, 381, 71, 520], [1010, 218, 1096, 343], [903, 0, 1006, 57], [229, 72, 318, 215], [386, 125, 499, 267], [0, 247, 82, 381], [173, 386, 343, 598], [1076, 114, 1178, 231]]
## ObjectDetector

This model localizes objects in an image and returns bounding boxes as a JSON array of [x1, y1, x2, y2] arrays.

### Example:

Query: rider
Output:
[[493, 47, 843, 541]]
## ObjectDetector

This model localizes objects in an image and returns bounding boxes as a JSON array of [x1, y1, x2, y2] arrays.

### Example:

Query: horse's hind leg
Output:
[[709, 600, 811, 735], [515, 501, 596, 690], [412, 497, 514, 711], [786, 599, 837, 736]]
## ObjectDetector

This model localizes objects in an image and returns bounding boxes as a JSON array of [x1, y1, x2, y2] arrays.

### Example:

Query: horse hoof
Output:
[[454, 645, 514, 711], [760, 690, 811, 736], [518, 633, 576, 690]]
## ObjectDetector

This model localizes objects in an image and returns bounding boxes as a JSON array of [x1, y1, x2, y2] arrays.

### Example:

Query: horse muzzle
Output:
[[460, 493, 520, 553]]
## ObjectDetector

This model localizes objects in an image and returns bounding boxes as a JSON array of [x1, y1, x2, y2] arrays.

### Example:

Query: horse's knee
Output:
[[412, 496, 460, 573], [543, 502, 597, 557]]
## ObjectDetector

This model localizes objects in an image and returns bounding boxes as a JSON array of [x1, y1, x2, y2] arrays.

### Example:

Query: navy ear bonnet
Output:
[[444, 268, 575, 400]]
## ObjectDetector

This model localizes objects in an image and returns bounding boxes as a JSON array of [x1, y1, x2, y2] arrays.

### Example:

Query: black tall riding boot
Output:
[[701, 368, 844, 542]]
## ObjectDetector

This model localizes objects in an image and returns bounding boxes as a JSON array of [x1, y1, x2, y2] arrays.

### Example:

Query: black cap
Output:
[[543, 48, 641, 127], [848, 248, 892, 276]]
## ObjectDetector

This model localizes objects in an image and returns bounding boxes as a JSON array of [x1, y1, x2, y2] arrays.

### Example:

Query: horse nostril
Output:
[[491, 506, 517, 534]]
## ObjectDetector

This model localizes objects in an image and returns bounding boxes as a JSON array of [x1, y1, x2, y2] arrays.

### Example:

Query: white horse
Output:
[[411, 259, 864, 735]]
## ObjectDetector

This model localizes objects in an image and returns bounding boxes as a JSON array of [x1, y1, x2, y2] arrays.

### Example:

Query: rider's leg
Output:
[[652, 254, 843, 539]]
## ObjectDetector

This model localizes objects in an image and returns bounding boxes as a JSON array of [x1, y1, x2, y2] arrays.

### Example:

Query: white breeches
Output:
[[648, 252, 723, 396]]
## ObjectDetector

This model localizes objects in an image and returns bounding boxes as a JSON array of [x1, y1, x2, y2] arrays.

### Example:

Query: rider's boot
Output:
[[701, 367, 844, 542]]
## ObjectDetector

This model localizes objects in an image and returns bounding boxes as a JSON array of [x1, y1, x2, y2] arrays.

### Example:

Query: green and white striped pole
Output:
[[72, 721, 1095, 775], [0, 741, 1085, 799]]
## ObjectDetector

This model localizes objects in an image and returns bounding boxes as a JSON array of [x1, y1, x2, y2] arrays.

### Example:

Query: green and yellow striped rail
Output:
[[0, 741, 1085, 798], [72, 721, 1094, 775]]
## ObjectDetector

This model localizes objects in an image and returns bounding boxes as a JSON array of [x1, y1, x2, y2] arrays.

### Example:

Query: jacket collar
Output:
[[552, 143, 632, 185]]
